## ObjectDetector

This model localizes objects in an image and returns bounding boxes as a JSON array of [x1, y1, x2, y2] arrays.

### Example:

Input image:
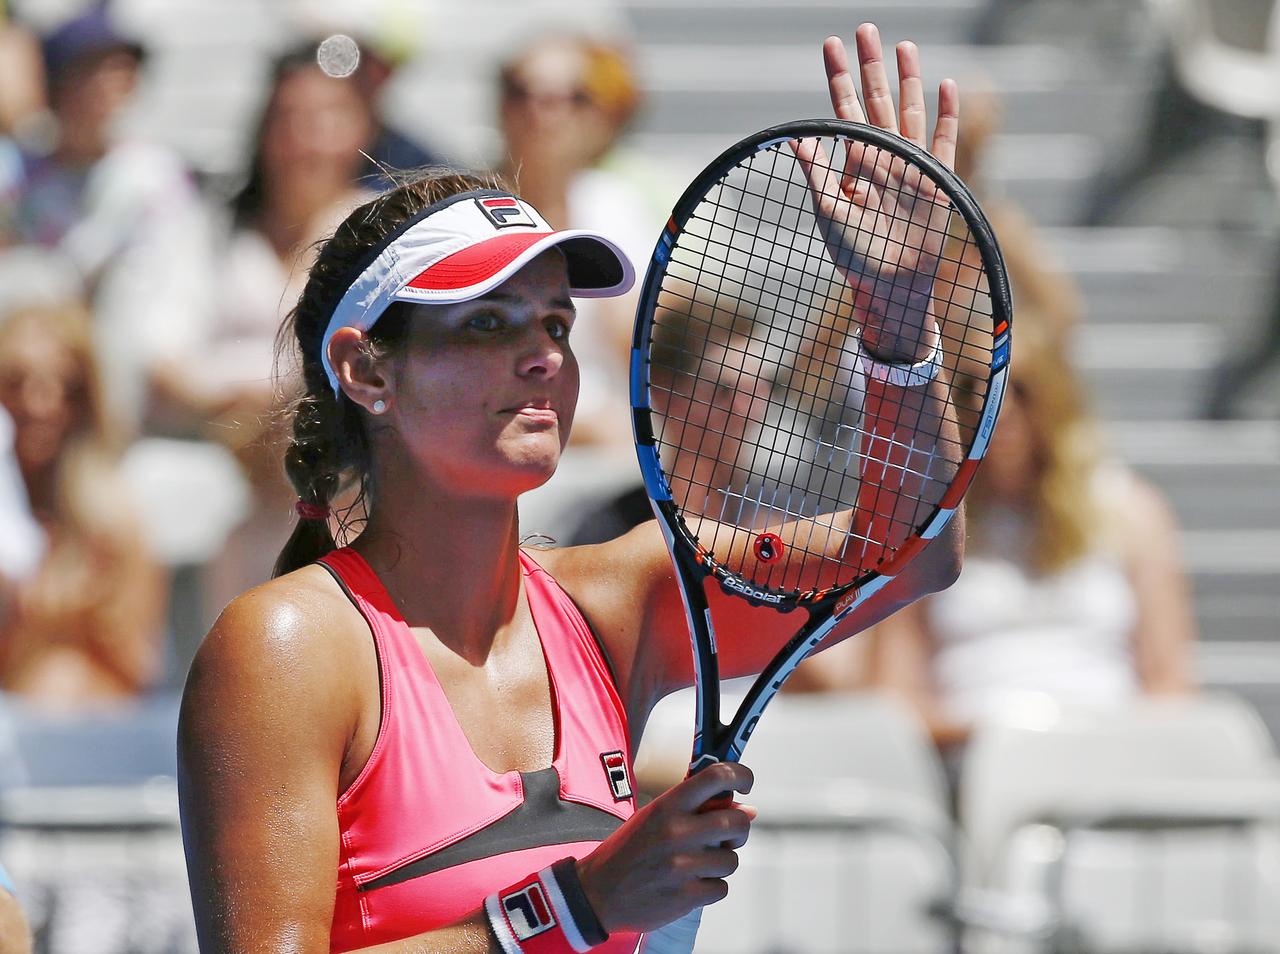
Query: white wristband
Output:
[[485, 892, 523, 954], [852, 323, 943, 388]]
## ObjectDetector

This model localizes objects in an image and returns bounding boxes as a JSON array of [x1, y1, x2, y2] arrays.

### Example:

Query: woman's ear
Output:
[[328, 327, 392, 415]]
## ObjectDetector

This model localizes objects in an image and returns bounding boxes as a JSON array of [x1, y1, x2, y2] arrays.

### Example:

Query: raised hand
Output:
[[793, 25, 960, 360]]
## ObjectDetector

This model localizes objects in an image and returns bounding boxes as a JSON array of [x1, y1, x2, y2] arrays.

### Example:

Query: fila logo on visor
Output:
[[476, 196, 537, 229], [501, 882, 556, 940], [600, 750, 633, 802]]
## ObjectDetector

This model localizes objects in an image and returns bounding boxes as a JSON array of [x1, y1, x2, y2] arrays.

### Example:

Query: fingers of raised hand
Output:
[[896, 41, 927, 145], [855, 23, 897, 131], [931, 77, 961, 170], [823, 36, 865, 123]]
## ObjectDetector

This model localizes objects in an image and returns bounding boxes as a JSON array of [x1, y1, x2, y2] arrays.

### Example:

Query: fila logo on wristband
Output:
[[600, 751, 632, 802], [485, 862, 609, 953], [501, 880, 556, 941]]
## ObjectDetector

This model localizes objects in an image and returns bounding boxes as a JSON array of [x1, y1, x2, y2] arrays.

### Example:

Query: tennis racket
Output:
[[631, 118, 1010, 953]]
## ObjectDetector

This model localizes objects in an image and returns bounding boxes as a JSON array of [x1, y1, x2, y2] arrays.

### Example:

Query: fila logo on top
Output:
[[476, 195, 537, 229], [600, 750, 633, 802]]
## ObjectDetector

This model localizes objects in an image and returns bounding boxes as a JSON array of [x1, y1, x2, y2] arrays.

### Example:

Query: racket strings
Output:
[[648, 134, 994, 594]]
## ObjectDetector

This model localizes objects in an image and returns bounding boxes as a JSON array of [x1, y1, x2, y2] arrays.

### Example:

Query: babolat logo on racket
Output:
[[600, 750, 633, 801], [475, 195, 537, 229], [721, 574, 784, 604], [501, 882, 556, 940]]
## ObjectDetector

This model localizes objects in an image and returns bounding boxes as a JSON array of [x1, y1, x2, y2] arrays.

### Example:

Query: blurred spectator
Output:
[[0, 300, 166, 709], [350, 31, 447, 184], [281, 0, 447, 183], [0, 11, 50, 152], [0, 403, 46, 618], [1079, 0, 1274, 227], [175, 43, 377, 614], [495, 31, 664, 448], [0, 1, 217, 432], [866, 320, 1198, 763]]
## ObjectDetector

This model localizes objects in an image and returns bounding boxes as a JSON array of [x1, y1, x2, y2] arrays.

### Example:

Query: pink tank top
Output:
[[320, 547, 640, 952]]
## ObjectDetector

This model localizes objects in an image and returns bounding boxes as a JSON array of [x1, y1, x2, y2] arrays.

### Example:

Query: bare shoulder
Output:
[[192, 566, 362, 680], [531, 521, 671, 620], [1110, 469, 1181, 546], [180, 565, 370, 760]]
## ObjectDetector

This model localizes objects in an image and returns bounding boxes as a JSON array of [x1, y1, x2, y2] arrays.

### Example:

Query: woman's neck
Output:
[[353, 488, 526, 664]]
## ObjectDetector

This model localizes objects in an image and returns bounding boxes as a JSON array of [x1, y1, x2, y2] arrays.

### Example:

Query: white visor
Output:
[[320, 190, 637, 393]]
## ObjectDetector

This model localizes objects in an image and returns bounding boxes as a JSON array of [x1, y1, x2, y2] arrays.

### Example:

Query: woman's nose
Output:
[[515, 327, 566, 378]]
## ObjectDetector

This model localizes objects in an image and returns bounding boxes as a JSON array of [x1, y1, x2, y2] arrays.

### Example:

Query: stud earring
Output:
[[372, 399, 387, 414]]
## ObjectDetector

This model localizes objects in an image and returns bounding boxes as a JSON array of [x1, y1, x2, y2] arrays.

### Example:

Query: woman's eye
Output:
[[465, 313, 503, 333], [547, 317, 571, 341]]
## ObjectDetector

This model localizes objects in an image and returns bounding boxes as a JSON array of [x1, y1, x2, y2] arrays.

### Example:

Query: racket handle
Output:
[[639, 791, 733, 953], [641, 907, 704, 954]]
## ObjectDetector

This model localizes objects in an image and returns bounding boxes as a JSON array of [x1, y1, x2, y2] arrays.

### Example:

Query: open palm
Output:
[[794, 27, 959, 359]]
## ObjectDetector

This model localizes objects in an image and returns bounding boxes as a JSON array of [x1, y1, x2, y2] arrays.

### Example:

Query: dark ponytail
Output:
[[272, 167, 506, 577]]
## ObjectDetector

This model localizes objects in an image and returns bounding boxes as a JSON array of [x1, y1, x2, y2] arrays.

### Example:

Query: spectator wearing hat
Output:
[[0, 2, 217, 434]]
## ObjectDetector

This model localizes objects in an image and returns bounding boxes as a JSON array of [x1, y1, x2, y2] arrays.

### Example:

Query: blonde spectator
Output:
[[868, 319, 1197, 758], [0, 5, 218, 432], [495, 32, 665, 448], [0, 301, 166, 707]]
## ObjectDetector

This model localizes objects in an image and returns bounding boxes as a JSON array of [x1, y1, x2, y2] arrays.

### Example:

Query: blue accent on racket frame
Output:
[[993, 338, 1011, 371], [636, 445, 671, 501], [629, 347, 649, 409]]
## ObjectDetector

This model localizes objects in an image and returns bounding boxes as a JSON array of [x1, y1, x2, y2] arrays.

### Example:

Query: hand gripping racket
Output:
[[631, 119, 1011, 953]]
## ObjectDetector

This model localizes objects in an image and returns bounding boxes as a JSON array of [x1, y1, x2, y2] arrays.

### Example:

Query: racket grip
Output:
[[638, 791, 733, 952], [641, 906, 704, 954]]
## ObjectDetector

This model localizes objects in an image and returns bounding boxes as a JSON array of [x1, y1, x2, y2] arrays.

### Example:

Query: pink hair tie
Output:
[[295, 500, 331, 521]]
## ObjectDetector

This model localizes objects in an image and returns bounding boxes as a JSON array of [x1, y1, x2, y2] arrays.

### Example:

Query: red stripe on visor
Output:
[[406, 232, 554, 291]]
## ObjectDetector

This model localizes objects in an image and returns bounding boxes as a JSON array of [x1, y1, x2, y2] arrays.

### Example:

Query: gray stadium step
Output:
[[622, 0, 984, 47], [631, 43, 1153, 142], [1112, 421, 1280, 532]]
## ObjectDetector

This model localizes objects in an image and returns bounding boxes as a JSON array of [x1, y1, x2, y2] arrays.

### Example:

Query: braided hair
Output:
[[272, 168, 506, 577]]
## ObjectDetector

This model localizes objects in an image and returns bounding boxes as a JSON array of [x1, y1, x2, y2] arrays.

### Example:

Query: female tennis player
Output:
[[178, 24, 963, 953]]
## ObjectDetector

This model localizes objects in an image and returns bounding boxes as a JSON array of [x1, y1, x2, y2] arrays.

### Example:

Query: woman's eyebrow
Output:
[[479, 290, 576, 313]]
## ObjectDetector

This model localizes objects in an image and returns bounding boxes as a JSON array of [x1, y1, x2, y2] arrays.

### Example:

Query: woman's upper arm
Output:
[[556, 509, 962, 722], [178, 583, 358, 953], [1121, 477, 1198, 693]]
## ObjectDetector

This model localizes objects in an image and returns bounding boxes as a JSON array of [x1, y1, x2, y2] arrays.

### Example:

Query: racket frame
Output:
[[630, 118, 1011, 772]]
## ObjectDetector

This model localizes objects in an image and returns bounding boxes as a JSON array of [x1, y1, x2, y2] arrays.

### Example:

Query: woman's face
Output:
[[499, 41, 609, 172], [0, 320, 86, 475], [385, 250, 580, 500], [261, 66, 372, 189]]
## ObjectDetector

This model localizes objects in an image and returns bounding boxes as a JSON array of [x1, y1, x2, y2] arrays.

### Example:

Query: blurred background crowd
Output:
[[0, 0, 1277, 952]]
